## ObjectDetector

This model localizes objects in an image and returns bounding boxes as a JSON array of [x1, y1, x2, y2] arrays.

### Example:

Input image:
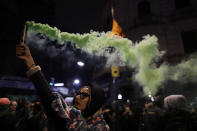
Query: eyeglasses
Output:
[[76, 92, 90, 99]]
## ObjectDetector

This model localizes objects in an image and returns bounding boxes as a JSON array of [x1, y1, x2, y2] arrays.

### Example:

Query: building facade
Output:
[[114, 0, 197, 58]]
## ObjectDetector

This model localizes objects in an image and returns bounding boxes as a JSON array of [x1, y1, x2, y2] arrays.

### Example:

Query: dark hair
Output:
[[82, 83, 105, 118]]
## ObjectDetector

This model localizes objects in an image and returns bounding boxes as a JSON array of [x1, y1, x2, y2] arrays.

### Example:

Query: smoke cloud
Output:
[[26, 21, 197, 96]]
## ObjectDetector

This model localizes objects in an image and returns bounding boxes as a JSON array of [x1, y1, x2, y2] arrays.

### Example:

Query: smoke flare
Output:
[[26, 21, 197, 96]]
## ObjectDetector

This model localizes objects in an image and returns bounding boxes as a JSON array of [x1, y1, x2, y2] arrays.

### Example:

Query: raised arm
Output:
[[16, 43, 54, 114], [16, 43, 71, 131]]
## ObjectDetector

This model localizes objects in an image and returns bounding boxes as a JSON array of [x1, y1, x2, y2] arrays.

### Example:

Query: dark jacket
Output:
[[29, 71, 69, 131]]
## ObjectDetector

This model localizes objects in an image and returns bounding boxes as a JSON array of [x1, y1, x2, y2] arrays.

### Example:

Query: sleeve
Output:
[[27, 66, 89, 131], [51, 92, 71, 120], [27, 66, 70, 120], [28, 70, 54, 112]]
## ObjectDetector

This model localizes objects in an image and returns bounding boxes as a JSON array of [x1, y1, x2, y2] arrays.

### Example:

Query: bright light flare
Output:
[[118, 94, 122, 100], [73, 79, 80, 85], [54, 83, 64, 87], [77, 61, 84, 67]]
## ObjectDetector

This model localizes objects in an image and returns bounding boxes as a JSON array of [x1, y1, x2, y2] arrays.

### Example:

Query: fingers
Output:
[[16, 45, 25, 56], [18, 41, 26, 46], [16, 43, 28, 51]]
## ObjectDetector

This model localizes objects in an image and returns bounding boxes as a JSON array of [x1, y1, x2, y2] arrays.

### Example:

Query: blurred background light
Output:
[[54, 83, 64, 87], [118, 94, 122, 100], [73, 79, 80, 85], [77, 61, 85, 67]]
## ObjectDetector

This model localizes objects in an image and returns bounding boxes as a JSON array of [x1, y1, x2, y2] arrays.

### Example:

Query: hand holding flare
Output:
[[16, 24, 36, 69], [16, 43, 36, 69]]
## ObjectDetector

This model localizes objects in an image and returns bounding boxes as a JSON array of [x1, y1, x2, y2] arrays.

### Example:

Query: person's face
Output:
[[75, 86, 90, 111], [10, 101, 17, 111]]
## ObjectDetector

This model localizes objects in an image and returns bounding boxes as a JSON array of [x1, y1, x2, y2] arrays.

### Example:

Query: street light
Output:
[[118, 94, 122, 100], [54, 83, 64, 87], [77, 61, 85, 67], [73, 79, 80, 85]]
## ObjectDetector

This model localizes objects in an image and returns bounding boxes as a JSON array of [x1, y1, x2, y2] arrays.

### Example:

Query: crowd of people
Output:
[[1, 93, 197, 131]]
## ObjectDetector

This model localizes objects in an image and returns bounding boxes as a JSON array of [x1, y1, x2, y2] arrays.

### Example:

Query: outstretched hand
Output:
[[16, 43, 35, 69]]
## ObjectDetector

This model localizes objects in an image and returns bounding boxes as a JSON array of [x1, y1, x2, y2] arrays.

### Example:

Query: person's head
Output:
[[164, 94, 187, 111], [74, 83, 105, 118], [74, 86, 90, 111], [153, 95, 164, 108], [17, 97, 26, 110], [10, 101, 17, 111], [34, 101, 42, 113], [0, 98, 10, 118]]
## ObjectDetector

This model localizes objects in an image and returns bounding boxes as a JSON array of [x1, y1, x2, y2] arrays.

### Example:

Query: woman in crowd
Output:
[[16, 42, 110, 131]]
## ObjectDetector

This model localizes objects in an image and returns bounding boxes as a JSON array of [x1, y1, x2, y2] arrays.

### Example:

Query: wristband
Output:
[[26, 65, 41, 77], [28, 64, 36, 70]]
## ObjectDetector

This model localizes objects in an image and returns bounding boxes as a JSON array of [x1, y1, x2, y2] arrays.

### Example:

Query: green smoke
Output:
[[26, 21, 197, 96], [26, 21, 138, 66], [134, 36, 168, 95], [167, 55, 197, 83]]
